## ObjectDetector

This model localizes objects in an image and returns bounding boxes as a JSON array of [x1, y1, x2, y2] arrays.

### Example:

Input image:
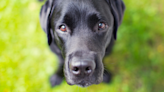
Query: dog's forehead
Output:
[[54, 0, 111, 22], [56, 0, 108, 14], [62, 1, 97, 14]]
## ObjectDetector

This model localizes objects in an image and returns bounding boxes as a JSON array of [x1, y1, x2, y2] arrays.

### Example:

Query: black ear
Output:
[[40, 0, 55, 45], [106, 0, 125, 39]]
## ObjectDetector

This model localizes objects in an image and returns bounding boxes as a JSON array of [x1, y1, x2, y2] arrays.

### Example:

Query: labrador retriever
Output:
[[40, 0, 125, 87]]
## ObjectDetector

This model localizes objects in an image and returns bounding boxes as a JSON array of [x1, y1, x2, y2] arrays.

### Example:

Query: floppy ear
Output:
[[106, 0, 125, 39], [40, 0, 55, 45]]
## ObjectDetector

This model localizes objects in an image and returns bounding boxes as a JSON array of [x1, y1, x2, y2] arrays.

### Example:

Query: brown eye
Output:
[[59, 25, 67, 32], [98, 22, 106, 30]]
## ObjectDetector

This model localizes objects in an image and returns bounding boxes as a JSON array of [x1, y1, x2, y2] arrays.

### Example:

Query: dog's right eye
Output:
[[98, 22, 107, 31], [59, 25, 67, 32]]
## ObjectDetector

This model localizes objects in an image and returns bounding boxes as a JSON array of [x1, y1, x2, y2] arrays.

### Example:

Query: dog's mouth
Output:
[[67, 79, 100, 87], [65, 74, 103, 87], [76, 81, 92, 87]]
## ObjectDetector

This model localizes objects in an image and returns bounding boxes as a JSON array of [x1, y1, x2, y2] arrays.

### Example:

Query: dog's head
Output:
[[40, 0, 125, 87]]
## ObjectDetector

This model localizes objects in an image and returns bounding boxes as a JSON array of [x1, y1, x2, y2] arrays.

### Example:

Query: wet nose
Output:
[[69, 59, 95, 77]]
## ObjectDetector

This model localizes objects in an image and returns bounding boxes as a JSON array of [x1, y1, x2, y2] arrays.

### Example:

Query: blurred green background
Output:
[[0, 0, 164, 92]]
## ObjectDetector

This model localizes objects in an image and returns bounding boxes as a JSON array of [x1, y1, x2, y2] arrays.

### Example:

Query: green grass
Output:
[[0, 0, 164, 92]]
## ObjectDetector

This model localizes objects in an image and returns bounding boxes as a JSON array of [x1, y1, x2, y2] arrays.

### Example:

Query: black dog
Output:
[[40, 0, 125, 87]]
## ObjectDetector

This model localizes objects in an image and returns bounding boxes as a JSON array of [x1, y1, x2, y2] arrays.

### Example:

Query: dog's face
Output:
[[51, 0, 113, 87], [40, 0, 125, 87]]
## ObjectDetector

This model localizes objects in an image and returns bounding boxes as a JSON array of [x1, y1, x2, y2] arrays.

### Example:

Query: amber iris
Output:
[[59, 25, 67, 32]]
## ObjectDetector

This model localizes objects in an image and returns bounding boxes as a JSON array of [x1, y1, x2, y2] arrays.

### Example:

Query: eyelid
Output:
[[99, 20, 108, 25]]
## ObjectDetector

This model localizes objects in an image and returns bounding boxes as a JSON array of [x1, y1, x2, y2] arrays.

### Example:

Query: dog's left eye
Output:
[[59, 25, 67, 32], [98, 22, 107, 30]]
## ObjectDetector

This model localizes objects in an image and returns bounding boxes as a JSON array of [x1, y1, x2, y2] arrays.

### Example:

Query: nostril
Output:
[[85, 67, 92, 74], [73, 67, 79, 72], [72, 67, 80, 75]]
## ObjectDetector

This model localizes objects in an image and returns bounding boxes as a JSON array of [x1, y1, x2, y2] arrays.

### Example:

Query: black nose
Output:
[[69, 59, 95, 76]]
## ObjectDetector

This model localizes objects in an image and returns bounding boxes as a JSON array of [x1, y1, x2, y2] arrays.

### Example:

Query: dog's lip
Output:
[[67, 81, 102, 87], [67, 82, 74, 85], [76, 81, 92, 87], [67, 80, 92, 87], [66, 76, 103, 87]]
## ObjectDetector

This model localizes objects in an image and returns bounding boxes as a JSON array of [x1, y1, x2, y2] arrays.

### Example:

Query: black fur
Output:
[[40, 0, 125, 87]]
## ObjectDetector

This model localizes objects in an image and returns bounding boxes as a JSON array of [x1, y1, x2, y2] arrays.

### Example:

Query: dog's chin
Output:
[[76, 82, 92, 87], [67, 81, 92, 87], [66, 78, 103, 87]]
